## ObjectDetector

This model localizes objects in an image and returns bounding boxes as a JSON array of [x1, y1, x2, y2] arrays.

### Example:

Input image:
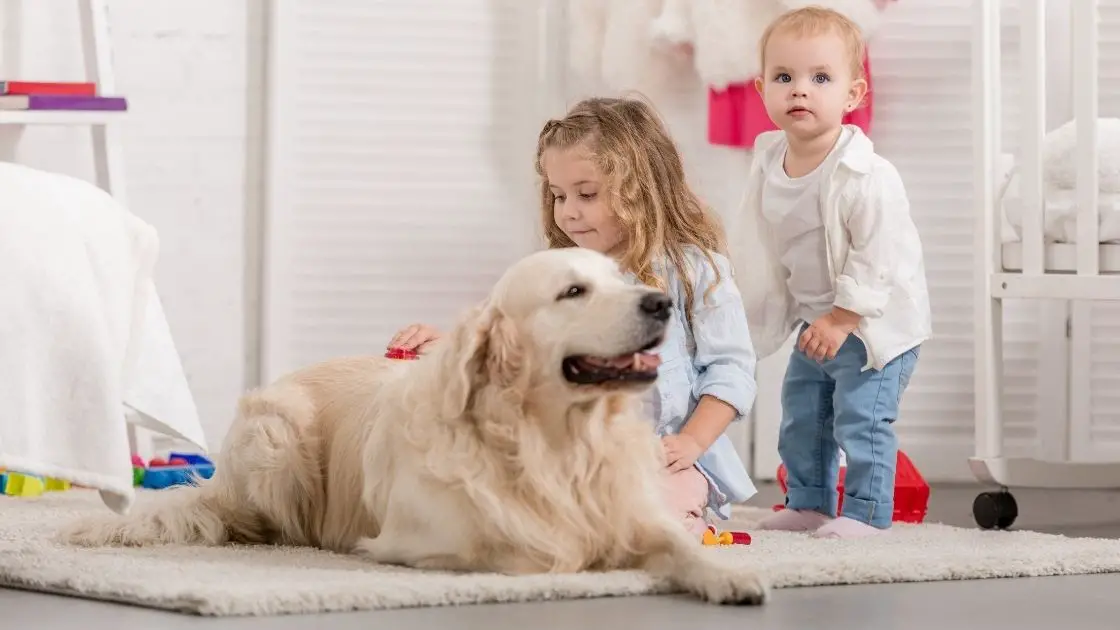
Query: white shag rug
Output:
[[2, 490, 1120, 616]]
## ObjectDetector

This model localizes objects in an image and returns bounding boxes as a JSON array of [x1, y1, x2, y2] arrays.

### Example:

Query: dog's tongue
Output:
[[582, 352, 661, 371], [633, 352, 661, 371], [606, 352, 661, 371]]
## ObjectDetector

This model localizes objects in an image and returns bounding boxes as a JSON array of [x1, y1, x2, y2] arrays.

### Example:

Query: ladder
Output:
[[0, 0, 153, 459]]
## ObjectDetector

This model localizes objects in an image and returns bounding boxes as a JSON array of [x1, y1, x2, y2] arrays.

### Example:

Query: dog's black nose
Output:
[[640, 292, 672, 321]]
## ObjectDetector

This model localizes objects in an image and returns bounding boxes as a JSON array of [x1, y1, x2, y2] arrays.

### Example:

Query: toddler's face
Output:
[[543, 147, 625, 257], [757, 30, 865, 140]]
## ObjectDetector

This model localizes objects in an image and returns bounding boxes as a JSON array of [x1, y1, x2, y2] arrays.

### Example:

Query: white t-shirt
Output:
[[761, 128, 852, 324]]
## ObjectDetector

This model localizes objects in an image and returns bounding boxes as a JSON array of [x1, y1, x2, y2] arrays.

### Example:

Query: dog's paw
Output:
[[679, 565, 769, 606], [352, 536, 395, 564]]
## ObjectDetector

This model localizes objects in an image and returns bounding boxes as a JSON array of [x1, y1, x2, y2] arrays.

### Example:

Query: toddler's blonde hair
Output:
[[534, 97, 726, 323], [758, 6, 867, 83]]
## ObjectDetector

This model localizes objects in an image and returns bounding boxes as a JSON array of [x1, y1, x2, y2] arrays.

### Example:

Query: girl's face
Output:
[[543, 146, 626, 257], [756, 30, 865, 141]]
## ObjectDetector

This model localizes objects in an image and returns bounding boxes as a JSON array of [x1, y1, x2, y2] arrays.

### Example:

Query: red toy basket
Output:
[[774, 450, 929, 524]]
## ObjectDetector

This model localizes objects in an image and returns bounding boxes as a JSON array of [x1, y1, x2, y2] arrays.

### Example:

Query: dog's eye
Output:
[[558, 284, 586, 300]]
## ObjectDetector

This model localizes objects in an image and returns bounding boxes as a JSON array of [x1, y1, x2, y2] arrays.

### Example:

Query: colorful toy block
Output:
[[44, 477, 71, 491], [3, 472, 45, 497], [140, 451, 215, 490]]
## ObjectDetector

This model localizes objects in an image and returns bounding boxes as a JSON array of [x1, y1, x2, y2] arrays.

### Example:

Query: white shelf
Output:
[[0, 110, 126, 125]]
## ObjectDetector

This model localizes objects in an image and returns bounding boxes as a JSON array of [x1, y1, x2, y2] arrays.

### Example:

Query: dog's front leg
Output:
[[352, 481, 482, 573], [353, 533, 476, 572], [635, 518, 768, 605]]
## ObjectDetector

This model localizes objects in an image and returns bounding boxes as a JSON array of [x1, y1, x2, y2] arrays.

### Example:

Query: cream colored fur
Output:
[[58, 248, 767, 605]]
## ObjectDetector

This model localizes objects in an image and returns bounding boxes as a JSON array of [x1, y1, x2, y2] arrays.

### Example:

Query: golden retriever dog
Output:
[[59, 247, 767, 605]]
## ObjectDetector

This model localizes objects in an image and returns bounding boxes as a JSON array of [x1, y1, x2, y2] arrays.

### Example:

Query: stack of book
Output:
[[0, 80, 127, 111]]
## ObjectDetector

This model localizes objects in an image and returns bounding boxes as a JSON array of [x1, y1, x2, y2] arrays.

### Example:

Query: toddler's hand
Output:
[[799, 308, 860, 362], [662, 434, 703, 473], [388, 323, 442, 353]]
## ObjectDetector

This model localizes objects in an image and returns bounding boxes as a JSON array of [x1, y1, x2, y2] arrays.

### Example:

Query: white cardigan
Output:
[[727, 126, 933, 371]]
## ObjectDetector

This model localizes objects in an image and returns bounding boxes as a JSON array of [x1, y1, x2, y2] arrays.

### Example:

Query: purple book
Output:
[[0, 94, 127, 111]]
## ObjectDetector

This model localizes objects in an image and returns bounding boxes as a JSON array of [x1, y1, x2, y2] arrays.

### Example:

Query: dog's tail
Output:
[[55, 479, 237, 547]]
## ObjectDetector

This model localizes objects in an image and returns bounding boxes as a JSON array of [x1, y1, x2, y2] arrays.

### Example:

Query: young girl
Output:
[[389, 97, 758, 536], [732, 7, 932, 538]]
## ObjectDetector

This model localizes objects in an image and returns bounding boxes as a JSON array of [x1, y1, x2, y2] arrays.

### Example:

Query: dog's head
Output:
[[439, 247, 671, 417]]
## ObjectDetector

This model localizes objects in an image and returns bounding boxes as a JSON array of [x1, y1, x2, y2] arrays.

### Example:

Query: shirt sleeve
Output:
[[687, 252, 759, 421], [833, 164, 909, 319]]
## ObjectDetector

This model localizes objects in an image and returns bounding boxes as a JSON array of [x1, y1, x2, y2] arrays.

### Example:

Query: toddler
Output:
[[734, 7, 932, 538], [390, 97, 758, 535]]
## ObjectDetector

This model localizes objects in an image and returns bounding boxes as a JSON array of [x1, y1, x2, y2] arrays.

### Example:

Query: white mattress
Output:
[[1001, 241, 1120, 274]]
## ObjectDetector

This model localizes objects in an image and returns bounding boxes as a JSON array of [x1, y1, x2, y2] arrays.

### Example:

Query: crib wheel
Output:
[[973, 490, 1018, 530]]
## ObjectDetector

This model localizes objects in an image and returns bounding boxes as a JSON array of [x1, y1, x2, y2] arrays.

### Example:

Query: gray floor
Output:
[[6, 482, 1120, 629]]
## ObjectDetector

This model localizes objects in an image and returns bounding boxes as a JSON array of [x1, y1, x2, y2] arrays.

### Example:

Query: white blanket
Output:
[[0, 162, 207, 514]]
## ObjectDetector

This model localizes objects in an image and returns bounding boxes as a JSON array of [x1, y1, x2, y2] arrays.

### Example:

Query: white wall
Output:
[[0, 0, 253, 447], [259, 0, 545, 387]]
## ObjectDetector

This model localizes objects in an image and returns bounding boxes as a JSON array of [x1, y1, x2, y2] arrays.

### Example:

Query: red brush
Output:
[[385, 347, 419, 360]]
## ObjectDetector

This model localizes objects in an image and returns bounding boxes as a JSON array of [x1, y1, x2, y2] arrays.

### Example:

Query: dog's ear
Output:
[[482, 309, 525, 388], [439, 302, 526, 419]]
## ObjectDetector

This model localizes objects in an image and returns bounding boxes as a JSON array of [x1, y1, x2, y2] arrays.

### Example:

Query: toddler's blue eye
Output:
[[813, 73, 830, 84], [775, 73, 791, 83]]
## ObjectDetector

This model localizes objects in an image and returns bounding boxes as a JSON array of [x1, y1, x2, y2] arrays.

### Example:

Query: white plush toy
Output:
[[568, 0, 889, 93], [1042, 117, 1120, 193], [1001, 117, 1120, 244]]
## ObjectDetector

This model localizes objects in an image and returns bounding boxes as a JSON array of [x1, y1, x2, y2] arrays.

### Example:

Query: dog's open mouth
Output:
[[562, 340, 662, 385]]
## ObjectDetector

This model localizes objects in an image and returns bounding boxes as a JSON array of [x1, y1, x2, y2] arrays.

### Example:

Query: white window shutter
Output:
[[262, 1, 545, 381], [1088, 1, 1120, 460]]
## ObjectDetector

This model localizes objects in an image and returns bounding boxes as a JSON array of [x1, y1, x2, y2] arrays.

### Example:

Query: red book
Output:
[[0, 81, 97, 96]]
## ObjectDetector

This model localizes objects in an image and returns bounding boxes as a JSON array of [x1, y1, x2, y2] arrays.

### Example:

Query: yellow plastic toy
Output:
[[4, 473, 46, 497], [701, 525, 752, 546]]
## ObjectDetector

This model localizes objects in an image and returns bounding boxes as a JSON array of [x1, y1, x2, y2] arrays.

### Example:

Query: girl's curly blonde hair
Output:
[[534, 97, 727, 324]]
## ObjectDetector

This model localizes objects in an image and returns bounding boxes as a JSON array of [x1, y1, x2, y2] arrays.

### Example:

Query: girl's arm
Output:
[[679, 395, 738, 452], [678, 253, 758, 452]]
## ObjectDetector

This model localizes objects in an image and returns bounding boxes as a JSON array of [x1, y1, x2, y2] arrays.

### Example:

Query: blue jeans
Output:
[[779, 328, 920, 528]]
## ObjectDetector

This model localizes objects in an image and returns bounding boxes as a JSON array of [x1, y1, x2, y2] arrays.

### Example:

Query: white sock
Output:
[[757, 508, 833, 532], [813, 516, 888, 539]]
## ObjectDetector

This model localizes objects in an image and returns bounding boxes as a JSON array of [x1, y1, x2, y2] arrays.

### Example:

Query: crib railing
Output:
[[976, 0, 1114, 300], [967, 0, 1120, 490]]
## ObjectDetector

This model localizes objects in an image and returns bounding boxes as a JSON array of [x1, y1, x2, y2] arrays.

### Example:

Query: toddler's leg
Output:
[[663, 466, 711, 538], [815, 344, 921, 539], [758, 346, 840, 532]]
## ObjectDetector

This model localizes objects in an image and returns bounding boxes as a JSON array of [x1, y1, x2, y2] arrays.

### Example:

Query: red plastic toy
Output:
[[774, 450, 929, 524], [385, 347, 419, 360]]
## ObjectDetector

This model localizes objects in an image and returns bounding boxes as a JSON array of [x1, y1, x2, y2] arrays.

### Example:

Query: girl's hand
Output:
[[662, 434, 704, 472], [799, 308, 860, 362], [388, 323, 442, 353]]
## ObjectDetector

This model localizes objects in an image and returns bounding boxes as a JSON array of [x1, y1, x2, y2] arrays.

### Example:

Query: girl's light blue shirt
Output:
[[631, 246, 759, 519]]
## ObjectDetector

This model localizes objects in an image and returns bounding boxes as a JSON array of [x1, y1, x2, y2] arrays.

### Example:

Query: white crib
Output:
[[971, 0, 1120, 529]]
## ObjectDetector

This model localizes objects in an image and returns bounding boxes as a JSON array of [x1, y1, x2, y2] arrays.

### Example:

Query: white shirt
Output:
[[761, 128, 852, 324], [726, 125, 933, 371]]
